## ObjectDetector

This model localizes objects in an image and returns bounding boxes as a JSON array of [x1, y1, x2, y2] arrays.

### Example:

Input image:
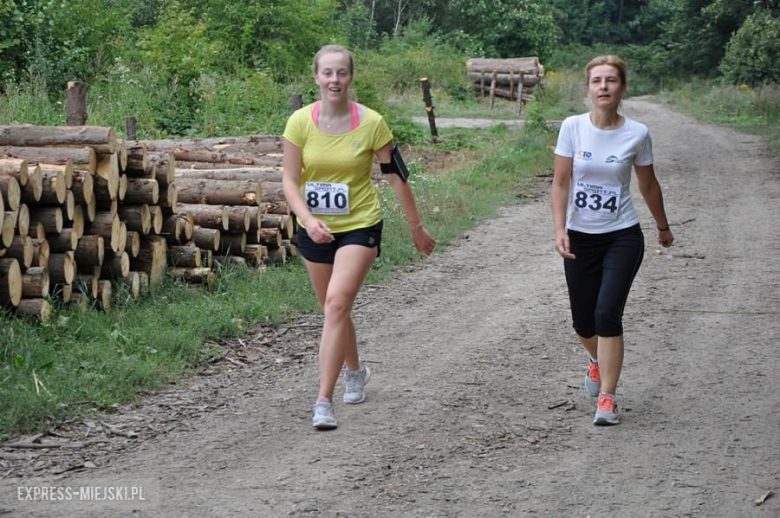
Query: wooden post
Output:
[[479, 72, 485, 98], [291, 94, 303, 111], [488, 70, 497, 110], [508, 69, 515, 100], [419, 78, 438, 141], [125, 116, 137, 140], [516, 73, 525, 115], [66, 81, 88, 126]]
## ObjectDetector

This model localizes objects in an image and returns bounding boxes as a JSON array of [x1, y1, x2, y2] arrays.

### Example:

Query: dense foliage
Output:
[[0, 0, 778, 137]]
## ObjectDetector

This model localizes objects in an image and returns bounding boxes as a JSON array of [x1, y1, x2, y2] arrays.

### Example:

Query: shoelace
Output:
[[345, 370, 361, 391], [597, 396, 615, 412], [588, 362, 601, 382]]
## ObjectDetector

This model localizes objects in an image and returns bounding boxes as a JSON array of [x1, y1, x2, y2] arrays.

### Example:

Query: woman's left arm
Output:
[[376, 142, 436, 256], [635, 164, 674, 247]]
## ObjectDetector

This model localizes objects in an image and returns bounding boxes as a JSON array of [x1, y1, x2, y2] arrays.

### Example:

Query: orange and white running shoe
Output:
[[585, 359, 601, 397], [594, 392, 619, 426]]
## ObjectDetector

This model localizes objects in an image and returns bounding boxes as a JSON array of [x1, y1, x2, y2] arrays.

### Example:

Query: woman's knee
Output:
[[323, 293, 353, 320]]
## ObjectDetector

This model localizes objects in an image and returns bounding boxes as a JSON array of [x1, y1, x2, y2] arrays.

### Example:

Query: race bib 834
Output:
[[573, 180, 621, 220]]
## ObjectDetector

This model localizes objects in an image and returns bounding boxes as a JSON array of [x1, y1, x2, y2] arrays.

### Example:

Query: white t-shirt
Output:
[[555, 113, 653, 234]]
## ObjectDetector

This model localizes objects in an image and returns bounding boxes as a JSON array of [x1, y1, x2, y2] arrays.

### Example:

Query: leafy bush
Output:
[[720, 9, 780, 86]]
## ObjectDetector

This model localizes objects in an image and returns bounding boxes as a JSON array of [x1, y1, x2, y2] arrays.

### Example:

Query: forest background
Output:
[[0, 0, 778, 438]]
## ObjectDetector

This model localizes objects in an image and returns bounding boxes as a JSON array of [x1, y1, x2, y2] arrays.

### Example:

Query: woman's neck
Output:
[[589, 109, 623, 130], [318, 98, 350, 118]]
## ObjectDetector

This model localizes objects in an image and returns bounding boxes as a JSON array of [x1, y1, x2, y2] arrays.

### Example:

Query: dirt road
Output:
[[3, 99, 779, 516]]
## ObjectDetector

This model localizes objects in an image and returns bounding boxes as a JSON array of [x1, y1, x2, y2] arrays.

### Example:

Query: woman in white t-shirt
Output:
[[551, 55, 674, 425]]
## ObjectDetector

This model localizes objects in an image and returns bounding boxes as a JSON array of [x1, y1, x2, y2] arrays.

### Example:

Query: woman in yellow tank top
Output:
[[283, 45, 436, 430]]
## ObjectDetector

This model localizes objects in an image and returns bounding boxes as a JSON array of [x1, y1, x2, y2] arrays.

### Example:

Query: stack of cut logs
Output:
[[0, 126, 300, 320], [467, 56, 544, 102], [0, 125, 175, 319], [144, 135, 296, 284]]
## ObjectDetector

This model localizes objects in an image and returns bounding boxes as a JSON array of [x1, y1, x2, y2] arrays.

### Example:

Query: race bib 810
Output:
[[304, 182, 350, 215]]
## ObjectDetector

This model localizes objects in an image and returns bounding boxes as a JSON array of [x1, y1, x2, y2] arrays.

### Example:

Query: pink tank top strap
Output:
[[350, 101, 360, 130], [312, 101, 321, 126]]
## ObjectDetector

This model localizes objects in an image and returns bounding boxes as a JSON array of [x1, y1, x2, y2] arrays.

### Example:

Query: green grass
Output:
[[655, 80, 780, 152], [0, 125, 555, 440]]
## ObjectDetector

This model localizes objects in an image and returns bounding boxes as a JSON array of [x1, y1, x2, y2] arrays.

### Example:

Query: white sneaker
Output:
[[312, 400, 337, 429], [343, 364, 371, 404], [593, 392, 620, 426]]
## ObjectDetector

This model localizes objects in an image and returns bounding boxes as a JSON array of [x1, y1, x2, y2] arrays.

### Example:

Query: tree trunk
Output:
[[0, 175, 21, 212], [47, 229, 79, 252], [119, 271, 141, 299], [97, 279, 111, 310], [31, 238, 49, 268], [267, 245, 287, 265], [21, 266, 49, 298], [174, 167, 282, 183], [191, 226, 220, 251], [101, 251, 130, 279], [257, 201, 290, 215], [130, 235, 167, 283], [14, 204, 30, 238], [169, 267, 215, 285], [37, 168, 67, 205], [5, 235, 34, 269], [259, 181, 284, 203], [158, 184, 177, 212], [0, 158, 28, 186], [15, 298, 52, 320], [75, 234, 104, 268], [467, 72, 539, 86], [48, 251, 76, 285], [149, 205, 163, 234], [176, 203, 228, 230], [174, 179, 262, 206], [0, 258, 22, 306], [29, 206, 63, 234], [66, 81, 88, 126], [118, 204, 151, 234], [123, 178, 159, 204], [225, 206, 251, 232], [220, 232, 246, 254], [126, 230, 141, 258], [168, 245, 201, 268], [84, 211, 121, 252], [73, 273, 99, 298], [71, 170, 93, 205], [1, 145, 96, 173], [0, 125, 117, 153]]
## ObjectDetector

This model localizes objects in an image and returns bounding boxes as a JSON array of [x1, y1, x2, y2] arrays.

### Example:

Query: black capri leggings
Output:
[[564, 224, 644, 338]]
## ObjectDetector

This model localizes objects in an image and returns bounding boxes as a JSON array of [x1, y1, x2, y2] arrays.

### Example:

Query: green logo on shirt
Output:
[[606, 155, 628, 163]]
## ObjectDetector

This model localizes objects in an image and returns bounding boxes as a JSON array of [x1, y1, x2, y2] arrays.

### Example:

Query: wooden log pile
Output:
[[467, 56, 545, 107], [141, 134, 296, 280], [0, 125, 165, 318], [0, 127, 301, 318]]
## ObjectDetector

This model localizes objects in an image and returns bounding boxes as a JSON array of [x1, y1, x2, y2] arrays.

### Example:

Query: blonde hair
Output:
[[312, 45, 354, 76], [585, 55, 628, 85]]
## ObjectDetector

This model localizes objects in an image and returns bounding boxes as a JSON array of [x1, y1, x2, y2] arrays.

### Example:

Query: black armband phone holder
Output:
[[380, 145, 410, 182]]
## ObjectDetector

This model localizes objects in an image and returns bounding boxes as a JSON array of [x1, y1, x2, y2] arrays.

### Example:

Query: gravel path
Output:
[[3, 99, 779, 517]]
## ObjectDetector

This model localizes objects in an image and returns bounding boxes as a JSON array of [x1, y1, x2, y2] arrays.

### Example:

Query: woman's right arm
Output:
[[282, 138, 333, 243], [552, 155, 575, 259]]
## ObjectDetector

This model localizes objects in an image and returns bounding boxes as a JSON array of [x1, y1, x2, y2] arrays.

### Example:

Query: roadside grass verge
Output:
[[0, 125, 556, 440], [656, 80, 780, 152]]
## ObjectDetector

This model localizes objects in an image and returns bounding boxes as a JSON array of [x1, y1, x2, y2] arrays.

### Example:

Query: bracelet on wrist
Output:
[[657, 224, 670, 232]]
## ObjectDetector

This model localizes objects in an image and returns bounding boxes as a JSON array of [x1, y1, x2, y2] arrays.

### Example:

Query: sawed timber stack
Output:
[[466, 56, 545, 108], [142, 134, 296, 275]]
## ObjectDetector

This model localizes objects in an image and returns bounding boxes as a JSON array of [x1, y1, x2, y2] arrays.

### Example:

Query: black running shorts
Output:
[[297, 221, 383, 264]]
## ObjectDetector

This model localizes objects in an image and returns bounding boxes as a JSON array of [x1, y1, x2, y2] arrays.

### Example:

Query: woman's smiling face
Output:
[[314, 51, 353, 104]]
